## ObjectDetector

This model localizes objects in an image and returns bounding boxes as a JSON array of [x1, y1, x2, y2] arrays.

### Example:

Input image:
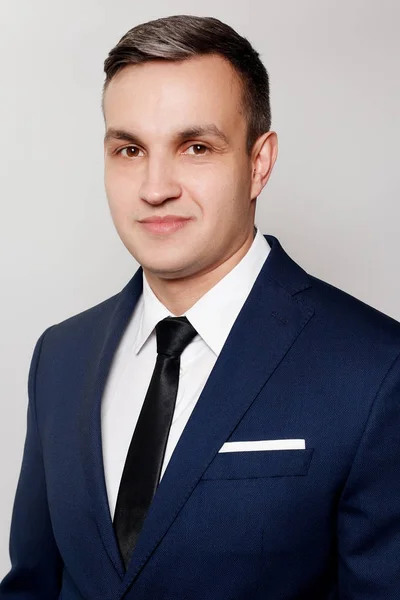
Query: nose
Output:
[[139, 156, 182, 205]]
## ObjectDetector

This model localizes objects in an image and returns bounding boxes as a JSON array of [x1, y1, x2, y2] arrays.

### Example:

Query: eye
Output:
[[184, 144, 209, 156], [117, 146, 144, 158]]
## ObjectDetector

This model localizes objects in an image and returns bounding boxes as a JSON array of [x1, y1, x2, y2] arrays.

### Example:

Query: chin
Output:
[[140, 258, 193, 279], [126, 240, 202, 279]]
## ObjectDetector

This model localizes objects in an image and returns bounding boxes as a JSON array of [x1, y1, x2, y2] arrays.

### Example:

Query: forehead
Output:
[[103, 54, 246, 137]]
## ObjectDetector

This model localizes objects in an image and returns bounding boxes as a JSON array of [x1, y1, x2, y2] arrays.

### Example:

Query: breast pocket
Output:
[[201, 449, 314, 480]]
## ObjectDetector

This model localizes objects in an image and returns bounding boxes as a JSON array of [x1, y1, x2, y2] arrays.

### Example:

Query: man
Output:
[[1, 14, 400, 599]]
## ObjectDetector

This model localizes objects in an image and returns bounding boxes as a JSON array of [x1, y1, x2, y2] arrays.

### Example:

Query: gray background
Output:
[[1, 0, 399, 574]]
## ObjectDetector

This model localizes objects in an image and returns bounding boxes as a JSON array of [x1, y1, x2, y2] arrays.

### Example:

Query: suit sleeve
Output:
[[0, 328, 63, 599], [338, 350, 400, 598]]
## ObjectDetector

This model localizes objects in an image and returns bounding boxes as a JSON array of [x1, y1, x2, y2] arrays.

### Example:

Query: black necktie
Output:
[[113, 315, 197, 569]]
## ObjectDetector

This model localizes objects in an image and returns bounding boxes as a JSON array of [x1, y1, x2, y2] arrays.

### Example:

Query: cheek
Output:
[[183, 164, 240, 213], [105, 167, 135, 214], [203, 178, 248, 224]]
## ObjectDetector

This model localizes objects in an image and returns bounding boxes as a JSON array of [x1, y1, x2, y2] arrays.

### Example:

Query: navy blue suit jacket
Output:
[[2, 235, 400, 599]]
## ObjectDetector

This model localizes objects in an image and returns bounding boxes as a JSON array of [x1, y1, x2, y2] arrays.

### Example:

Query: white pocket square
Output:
[[219, 439, 306, 452]]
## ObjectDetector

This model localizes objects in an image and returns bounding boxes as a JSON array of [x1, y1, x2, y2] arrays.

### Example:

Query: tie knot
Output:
[[155, 316, 197, 357]]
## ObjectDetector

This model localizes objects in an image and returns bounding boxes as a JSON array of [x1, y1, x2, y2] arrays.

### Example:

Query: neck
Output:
[[144, 227, 257, 315]]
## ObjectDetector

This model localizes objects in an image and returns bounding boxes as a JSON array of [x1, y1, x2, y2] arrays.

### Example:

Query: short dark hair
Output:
[[102, 15, 271, 155]]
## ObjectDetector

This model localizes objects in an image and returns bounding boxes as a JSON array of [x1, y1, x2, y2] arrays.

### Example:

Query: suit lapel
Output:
[[79, 267, 144, 579], [120, 235, 315, 593]]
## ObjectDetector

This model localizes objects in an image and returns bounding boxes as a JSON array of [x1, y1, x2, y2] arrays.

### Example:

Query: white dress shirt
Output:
[[101, 228, 270, 518]]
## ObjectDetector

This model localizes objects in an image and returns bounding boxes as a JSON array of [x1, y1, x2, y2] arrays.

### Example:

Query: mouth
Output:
[[138, 216, 192, 235]]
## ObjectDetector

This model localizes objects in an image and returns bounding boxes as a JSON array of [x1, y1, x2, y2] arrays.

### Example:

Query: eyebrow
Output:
[[103, 124, 230, 146]]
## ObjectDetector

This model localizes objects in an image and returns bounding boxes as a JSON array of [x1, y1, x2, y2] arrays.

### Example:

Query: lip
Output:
[[140, 215, 189, 223], [138, 215, 192, 234]]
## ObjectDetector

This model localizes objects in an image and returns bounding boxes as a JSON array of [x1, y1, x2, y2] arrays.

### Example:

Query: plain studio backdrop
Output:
[[0, 0, 399, 574]]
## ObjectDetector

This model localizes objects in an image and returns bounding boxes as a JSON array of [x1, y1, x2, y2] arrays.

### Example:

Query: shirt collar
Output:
[[133, 227, 270, 356]]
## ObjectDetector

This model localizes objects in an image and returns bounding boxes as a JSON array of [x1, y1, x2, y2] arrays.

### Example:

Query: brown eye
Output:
[[120, 146, 143, 158], [185, 144, 209, 156]]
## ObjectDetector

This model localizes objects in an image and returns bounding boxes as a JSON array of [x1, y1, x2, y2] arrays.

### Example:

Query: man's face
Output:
[[103, 54, 263, 280]]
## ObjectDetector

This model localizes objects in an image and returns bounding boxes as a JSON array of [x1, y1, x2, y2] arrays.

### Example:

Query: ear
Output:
[[250, 131, 278, 199]]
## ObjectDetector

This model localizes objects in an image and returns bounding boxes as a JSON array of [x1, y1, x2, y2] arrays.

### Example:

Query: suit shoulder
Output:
[[39, 267, 142, 350], [55, 292, 120, 329], [306, 273, 400, 344]]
